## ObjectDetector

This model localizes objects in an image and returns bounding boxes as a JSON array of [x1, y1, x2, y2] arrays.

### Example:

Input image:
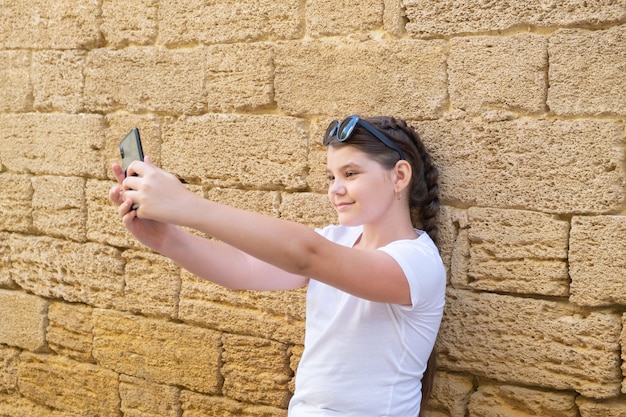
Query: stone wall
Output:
[[0, 1, 625, 416]]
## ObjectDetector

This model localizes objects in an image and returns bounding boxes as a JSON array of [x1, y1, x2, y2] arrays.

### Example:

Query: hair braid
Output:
[[375, 117, 440, 244]]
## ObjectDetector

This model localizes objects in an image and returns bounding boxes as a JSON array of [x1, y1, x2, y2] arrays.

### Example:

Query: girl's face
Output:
[[326, 145, 396, 227]]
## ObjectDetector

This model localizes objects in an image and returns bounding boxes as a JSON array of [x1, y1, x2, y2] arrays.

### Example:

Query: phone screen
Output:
[[119, 127, 144, 176]]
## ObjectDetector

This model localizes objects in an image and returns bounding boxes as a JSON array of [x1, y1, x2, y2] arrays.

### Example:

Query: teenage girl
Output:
[[109, 115, 446, 416]]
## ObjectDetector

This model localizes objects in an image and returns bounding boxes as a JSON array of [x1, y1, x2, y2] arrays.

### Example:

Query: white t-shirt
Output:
[[288, 225, 446, 417]]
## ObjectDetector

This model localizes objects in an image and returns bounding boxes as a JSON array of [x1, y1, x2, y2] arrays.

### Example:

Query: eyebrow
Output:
[[325, 162, 363, 174]]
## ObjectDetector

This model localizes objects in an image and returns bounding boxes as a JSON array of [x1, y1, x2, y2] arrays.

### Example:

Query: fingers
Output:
[[112, 162, 125, 184]]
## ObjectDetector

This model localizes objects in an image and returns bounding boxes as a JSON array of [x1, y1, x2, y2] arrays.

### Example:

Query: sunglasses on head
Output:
[[322, 115, 405, 160]]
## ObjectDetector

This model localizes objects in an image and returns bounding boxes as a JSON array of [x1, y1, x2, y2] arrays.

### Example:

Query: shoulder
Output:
[[379, 233, 446, 307]]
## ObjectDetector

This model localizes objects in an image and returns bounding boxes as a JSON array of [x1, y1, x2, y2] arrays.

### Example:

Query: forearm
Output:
[[159, 225, 307, 291], [174, 194, 322, 278]]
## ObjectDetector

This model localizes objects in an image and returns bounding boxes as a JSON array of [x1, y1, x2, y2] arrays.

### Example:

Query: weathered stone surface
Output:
[[161, 114, 308, 190], [158, 0, 302, 45], [206, 43, 275, 112], [119, 374, 180, 417], [577, 396, 626, 417], [93, 309, 222, 393], [31, 176, 86, 242], [122, 249, 181, 318], [8, 235, 125, 308], [570, 216, 626, 306], [404, 0, 626, 37], [422, 371, 473, 417], [459, 208, 570, 296], [101, 0, 158, 47], [221, 333, 292, 408], [0, 51, 31, 112], [438, 288, 622, 398], [0, 290, 48, 351], [468, 384, 578, 417], [419, 119, 624, 213], [180, 390, 288, 417], [0, 114, 105, 177], [449, 35, 548, 115], [46, 302, 94, 362], [280, 192, 336, 229], [0, 0, 102, 49], [179, 273, 305, 345], [305, 0, 382, 36], [84, 47, 206, 114], [549, 26, 626, 116], [0, 345, 20, 393], [32, 50, 86, 113], [0, 392, 75, 417], [0, 174, 33, 233], [274, 39, 447, 119], [18, 352, 119, 416]]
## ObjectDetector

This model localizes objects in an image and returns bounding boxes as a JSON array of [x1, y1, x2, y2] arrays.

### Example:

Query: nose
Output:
[[328, 178, 346, 196]]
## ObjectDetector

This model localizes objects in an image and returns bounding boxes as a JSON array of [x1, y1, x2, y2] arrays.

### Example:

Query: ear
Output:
[[393, 160, 412, 192]]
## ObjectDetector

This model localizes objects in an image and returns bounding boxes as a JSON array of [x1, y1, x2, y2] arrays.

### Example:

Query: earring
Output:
[[395, 189, 401, 200]]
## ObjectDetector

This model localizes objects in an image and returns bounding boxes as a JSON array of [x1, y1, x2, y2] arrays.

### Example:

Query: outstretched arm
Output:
[[122, 159, 411, 305], [110, 160, 308, 291]]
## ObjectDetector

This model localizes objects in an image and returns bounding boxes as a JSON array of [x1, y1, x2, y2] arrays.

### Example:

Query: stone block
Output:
[[0, 51, 31, 112], [32, 50, 86, 113], [0, 290, 48, 351], [0, 174, 33, 233], [0, 392, 75, 417], [0, 113, 106, 177], [423, 371, 473, 417], [468, 384, 577, 417], [221, 333, 292, 408], [0, 0, 101, 49], [418, 119, 624, 213], [158, 0, 302, 45], [305, 0, 382, 36], [570, 216, 626, 306], [122, 249, 181, 319], [179, 273, 305, 344], [0, 345, 20, 393], [403, 0, 626, 37], [458, 208, 570, 296], [206, 43, 274, 112], [449, 35, 548, 115], [180, 390, 288, 416], [438, 288, 622, 398], [8, 234, 125, 308], [18, 352, 119, 416], [92, 309, 222, 394], [161, 114, 308, 190], [84, 47, 206, 114], [577, 396, 626, 417], [119, 374, 180, 417], [206, 188, 280, 217], [101, 0, 158, 47], [0, 233, 12, 288], [274, 39, 447, 119], [549, 27, 626, 116], [46, 302, 94, 362], [32, 176, 86, 242], [280, 192, 336, 230]]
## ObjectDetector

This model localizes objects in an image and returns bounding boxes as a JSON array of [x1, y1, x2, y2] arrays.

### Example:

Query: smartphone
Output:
[[119, 127, 144, 176], [119, 127, 144, 210]]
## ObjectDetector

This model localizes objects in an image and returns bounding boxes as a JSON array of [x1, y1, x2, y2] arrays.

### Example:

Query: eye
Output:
[[327, 175, 335, 182], [345, 171, 357, 178]]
